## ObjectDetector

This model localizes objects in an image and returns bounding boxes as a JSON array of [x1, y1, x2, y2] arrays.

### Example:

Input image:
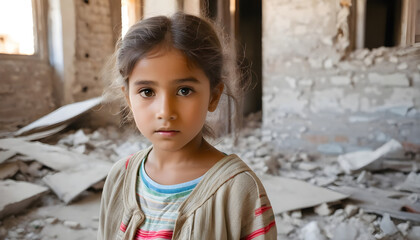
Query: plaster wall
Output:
[[263, 0, 420, 153]]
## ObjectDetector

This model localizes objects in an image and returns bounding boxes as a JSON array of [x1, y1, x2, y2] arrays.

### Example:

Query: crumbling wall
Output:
[[263, 0, 420, 154], [73, 0, 115, 101], [0, 59, 55, 131]]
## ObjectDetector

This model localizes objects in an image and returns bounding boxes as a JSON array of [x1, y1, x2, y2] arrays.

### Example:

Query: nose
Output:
[[156, 95, 177, 121]]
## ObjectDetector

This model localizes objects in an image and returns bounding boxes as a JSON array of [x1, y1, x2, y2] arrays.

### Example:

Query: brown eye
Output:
[[177, 87, 193, 96], [139, 89, 155, 97]]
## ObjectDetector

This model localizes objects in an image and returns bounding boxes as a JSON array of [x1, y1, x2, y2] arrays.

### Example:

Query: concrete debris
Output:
[[42, 161, 112, 204], [330, 222, 358, 240], [379, 213, 398, 235], [0, 180, 48, 219], [397, 172, 420, 193], [0, 138, 96, 171], [1, 113, 420, 239], [14, 96, 102, 137], [314, 203, 332, 216], [344, 204, 359, 217], [397, 221, 410, 236], [260, 174, 348, 214], [337, 139, 404, 174], [301, 221, 326, 240], [63, 220, 81, 229], [0, 162, 19, 179], [0, 150, 17, 164]]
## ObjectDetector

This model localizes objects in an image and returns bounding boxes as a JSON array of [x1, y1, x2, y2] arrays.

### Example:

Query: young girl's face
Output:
[[124, 48, 223, 152]]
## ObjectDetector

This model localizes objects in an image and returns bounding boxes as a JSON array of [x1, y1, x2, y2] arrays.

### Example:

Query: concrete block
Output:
[[330, 75, 352, 85], [311, 88, 344, 113], [0, 180, 48, 219], [368, 73, 409, 87]]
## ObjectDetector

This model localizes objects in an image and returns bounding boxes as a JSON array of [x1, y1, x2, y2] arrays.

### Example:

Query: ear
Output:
[[122, 86, 132, 109], [208, 83, 224, 112]]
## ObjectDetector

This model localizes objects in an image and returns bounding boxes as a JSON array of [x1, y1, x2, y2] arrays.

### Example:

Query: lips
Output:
[[155, 129, 180, 137]]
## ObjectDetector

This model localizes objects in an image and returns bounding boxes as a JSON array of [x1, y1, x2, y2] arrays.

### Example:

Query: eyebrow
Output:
[[133, 77, 201, 86]]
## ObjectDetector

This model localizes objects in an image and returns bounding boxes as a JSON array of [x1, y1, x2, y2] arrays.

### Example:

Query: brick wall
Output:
[[73, 0, 115, 101]]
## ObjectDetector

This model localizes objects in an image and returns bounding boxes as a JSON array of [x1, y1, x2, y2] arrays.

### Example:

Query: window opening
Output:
[[0, 0, 35, 55]]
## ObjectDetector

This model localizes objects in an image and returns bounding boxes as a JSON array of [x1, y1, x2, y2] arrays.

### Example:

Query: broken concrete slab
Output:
[[0, 138, 96, 171], [330, 185, 420, 222], [0, 180, 49, 219], [42, 161, 112, 204], [0, 162, 19, 179], [15, 96, 102, 136], [0, 150, 17, 164], [397, 172, 420, 193], [17, 124, 68, 141], [337, 139, 405, 174], [259, 174, 348, 214]]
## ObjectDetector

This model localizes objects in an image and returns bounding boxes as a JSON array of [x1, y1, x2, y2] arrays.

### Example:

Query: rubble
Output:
[[0, 180, 48, 219], [337, 139, 406, 174], [14, 97, 102, 137], [0, 113, 419, 239]]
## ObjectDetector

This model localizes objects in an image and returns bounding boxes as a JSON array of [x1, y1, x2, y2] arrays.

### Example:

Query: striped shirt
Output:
[[135, 160, 202, 240]]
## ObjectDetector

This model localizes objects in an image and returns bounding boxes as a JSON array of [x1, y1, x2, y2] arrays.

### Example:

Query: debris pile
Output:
[[0, 104, 419, 239], [217, 112, 420, 239]]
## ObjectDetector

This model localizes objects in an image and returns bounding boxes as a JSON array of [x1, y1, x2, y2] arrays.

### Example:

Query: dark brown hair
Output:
[[104, 12, 244, 138]]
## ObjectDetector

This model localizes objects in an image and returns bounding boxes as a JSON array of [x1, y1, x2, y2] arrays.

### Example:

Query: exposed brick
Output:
[[368, 73, 409, 87]]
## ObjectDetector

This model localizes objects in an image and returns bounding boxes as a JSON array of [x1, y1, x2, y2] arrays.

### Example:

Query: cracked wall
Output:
[[263, 0, 420, 153]]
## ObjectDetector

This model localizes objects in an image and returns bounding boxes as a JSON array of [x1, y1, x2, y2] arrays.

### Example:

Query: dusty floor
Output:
[[0, 113, 419, 240]]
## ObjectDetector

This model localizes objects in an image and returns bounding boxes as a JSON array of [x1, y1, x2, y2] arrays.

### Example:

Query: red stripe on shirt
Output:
[[241, 220, 276, 240], [125, 154, 134, 169], [135, 229, 173, 239], [120, 222, 127, 232], [254, 206, 272, 217]]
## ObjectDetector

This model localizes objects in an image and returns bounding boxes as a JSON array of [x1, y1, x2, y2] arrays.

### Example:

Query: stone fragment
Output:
[[368, 73, 409, 87], [0, 180, 48, 219], [63, 220, 81, 229], [73, 129, 89, 146], [314, 203, 332, 216], [291, 210, 302, 219], [379, 213, 398, 235], [389, 56, 398, 63], [397, 172, 420, 193], [45, 217, 59, 224], [0, 150, 17, 164], [301, 221, 326, 240], [30, 219, 45, 229], [43, 160, 112, 204], [344, 204, 358, 217], [0, 162, 19, 179], [331, 222, 358, 240], [397, 222, 410, 236]]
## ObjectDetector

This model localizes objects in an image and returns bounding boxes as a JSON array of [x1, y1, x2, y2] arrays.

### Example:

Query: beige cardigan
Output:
[[98, 147, 277, 239]]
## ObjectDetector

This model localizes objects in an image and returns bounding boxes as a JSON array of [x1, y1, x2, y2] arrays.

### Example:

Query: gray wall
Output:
[[262, 0, 420, 154]]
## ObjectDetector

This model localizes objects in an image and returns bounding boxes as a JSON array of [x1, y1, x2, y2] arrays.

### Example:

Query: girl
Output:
[[98, 12, 277, 240]]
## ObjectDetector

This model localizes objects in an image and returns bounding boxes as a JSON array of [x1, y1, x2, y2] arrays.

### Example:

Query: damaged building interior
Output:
[[1, 0, 420, 239]]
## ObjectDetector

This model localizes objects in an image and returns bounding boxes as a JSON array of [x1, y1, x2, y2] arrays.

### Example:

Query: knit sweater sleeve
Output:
[[227, 171, 277, 240], [97, 157, 127, 240]]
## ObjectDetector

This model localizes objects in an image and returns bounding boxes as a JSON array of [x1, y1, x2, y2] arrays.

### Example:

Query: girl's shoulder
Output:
[[107, 146, 152, 180]]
